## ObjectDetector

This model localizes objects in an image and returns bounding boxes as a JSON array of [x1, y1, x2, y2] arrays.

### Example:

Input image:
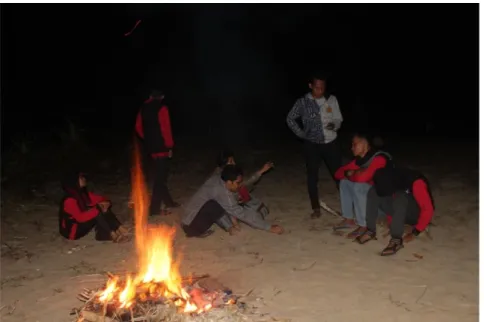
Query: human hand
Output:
[[231, 217, 241, 231], [326, 123, 335, 130], [270, 225, 284, 235], [228, 227, 239, 236], [98, 201, 111, 212], [344, 170, 355, 177], [168, 150, 173, 158], [403, 232, 415, 243], [259, 162, 274, 175]]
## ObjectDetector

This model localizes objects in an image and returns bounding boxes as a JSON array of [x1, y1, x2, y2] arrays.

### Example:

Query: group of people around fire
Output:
[[58, 74, 434, 257]]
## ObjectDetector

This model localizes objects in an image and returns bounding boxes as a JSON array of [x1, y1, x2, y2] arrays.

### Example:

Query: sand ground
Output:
[[1, 139, 479, 322]]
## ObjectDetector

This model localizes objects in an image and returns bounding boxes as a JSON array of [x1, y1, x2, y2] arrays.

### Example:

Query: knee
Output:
[[366, 186, 380, 203], [353, 183, 371, 195], [339, 179, 352, 190], [393, 192, 409, 208]]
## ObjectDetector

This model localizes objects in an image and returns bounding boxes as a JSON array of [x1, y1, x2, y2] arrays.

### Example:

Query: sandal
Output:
[[333, 219, 357, 230], [346, 227, 366, 239], [355, 230, 377, 244], [113, 234, 131, 243], [381, 238, 404, 256]]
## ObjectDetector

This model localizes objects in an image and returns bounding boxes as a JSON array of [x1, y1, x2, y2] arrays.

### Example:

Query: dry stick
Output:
[[102, 301, 108, 322], [416, 286, 428, 304], [292, 261, 316, 272]]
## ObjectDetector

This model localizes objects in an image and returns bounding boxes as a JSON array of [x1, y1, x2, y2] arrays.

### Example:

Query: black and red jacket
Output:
[[59, 173, 106, 240], [375, 168, 435, 233], [135, 98, 174, 158]]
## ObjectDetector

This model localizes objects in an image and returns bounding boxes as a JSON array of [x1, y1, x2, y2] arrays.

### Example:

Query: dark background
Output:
[[1, 4, 479, 152]]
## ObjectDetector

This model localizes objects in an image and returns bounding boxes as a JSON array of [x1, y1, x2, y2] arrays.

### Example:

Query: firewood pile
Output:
[[70, 273, 253, 322]]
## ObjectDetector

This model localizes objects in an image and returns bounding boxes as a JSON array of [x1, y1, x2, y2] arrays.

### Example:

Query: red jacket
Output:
[[335, 155, 388, 184], [62, 192, 107, 240], [135, 99, 174, 158]]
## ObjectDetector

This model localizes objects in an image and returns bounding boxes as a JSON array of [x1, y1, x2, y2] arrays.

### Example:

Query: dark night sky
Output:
[[1, 4, 479, 148]]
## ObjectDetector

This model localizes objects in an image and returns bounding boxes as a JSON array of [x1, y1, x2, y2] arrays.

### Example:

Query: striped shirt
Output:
[[287, 93, 343, 144]]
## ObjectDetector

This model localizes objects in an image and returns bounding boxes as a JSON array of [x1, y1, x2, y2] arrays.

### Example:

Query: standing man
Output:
[[136, 90, 179, 216], [287, 73, 343, 219]]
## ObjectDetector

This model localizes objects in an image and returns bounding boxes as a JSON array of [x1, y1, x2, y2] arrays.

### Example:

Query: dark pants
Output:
[[304, 139, 343, 210], [366, 186, 419, 239], [61, 210, 122, 241], [150, 157, 175, 214], [182, 200, 226, 237]]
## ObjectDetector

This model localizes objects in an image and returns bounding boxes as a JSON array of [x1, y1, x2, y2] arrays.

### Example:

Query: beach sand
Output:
[[1, 139, 478, 322]]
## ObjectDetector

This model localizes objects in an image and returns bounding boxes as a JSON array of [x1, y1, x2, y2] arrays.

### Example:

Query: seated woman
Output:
[[213, 150, 273, 229], [59, 172, 129, 242], [333, 133, 392, 238], [356, 167, 435, 256]]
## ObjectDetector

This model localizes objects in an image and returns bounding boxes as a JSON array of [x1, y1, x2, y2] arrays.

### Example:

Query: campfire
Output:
[[71, 143, 240, 322]]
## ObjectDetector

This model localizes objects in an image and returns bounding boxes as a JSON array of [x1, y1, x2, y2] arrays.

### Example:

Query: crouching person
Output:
[[181, 165, 283, 238], [333, 133, 392, 238], [356, 167, 435, 256], [213, 150, 273, 222], [59, 172, 129, 242]]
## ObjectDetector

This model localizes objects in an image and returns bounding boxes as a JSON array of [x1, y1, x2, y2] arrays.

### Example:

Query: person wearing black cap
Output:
[[356, 167, 435, 256], [58, 172, 129, 242], [135, 90, 179, 216]]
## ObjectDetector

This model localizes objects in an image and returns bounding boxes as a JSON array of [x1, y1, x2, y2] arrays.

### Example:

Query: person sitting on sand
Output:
[[355, 167, 435, 256], [212, 150, 273, 223], [181, 165, 284, 238], [333, 133, 392, 238], [59, 172, 129, 242]]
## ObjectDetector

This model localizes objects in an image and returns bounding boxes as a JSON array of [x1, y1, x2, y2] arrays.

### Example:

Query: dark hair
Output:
[[221, 165, 243, 182], [353, 132, 384, 149], [150, 89, 164, 99], [216, 149, 234, 168], [309, 72, 328, 84]]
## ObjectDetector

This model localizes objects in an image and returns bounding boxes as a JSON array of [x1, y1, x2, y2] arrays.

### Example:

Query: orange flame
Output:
[[95, 140, 207, 313]]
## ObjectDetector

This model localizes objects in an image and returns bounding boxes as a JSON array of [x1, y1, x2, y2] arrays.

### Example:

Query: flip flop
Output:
[[333, 220, 357, 231], [346, 227, 366, 239]]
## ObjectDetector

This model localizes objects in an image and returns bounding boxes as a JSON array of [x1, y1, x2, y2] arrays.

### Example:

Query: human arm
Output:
[[216, 190, 271, 231], [412, 179, 434, 233], [286, 99, 305, 139], [135, 111, 144, 138], [330, 96, 343, 131], [348, 156, 387, 183], [158, 106, 174, 149], [88, 192, 110, 212], [334, 159, 359, 181], [63, 198, 100, 223], [243, 162, 274, 189]]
